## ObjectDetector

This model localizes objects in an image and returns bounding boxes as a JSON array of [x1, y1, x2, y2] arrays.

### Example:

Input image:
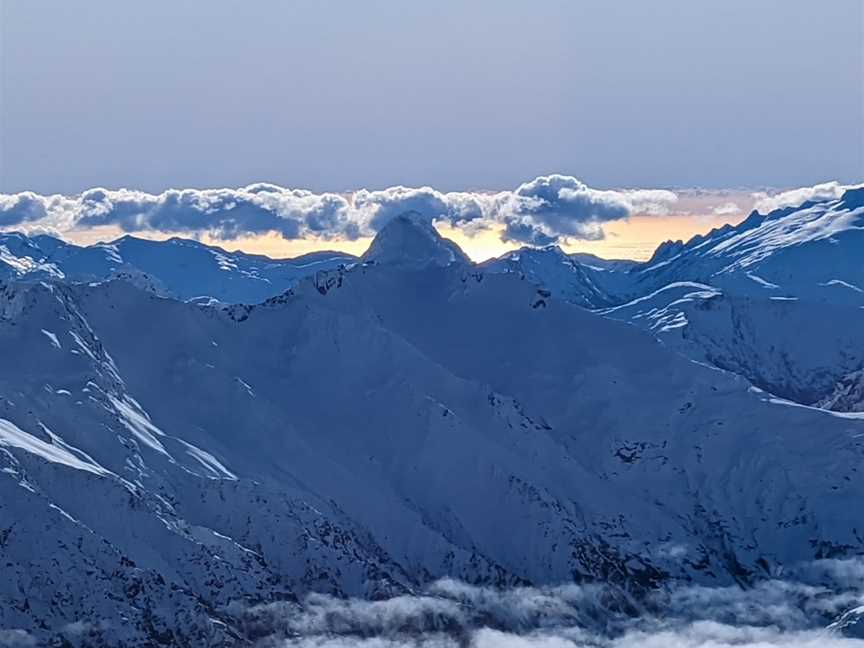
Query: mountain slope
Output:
[[0, 231, 356, 303], [601, 285, 864, 406], [633, 187, 864, 303], [487, 190, 864, 409], [2, 216, 863, 644], [487, 187, 864, 309], [481, 245, 614, 308]]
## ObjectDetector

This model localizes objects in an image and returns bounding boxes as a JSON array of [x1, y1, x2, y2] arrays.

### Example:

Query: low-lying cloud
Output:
[[0, 176, 679, 245], [6, 561, 864, 647], [225, 560, 864, 648]]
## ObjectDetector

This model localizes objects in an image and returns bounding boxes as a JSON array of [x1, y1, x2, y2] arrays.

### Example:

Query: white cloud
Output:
[[623, 189, 680, 216], [74, 186, 356, 240], [228, 562, 864, 648], [0, 193, 49, 227], [0, 186, 347, 241], [711, 202, 743, 216], [495, 176, 677, 245], [752, 181, 863, 214], [0, 176, 680, 246], [353, 186, 488, 232], [3, 178, 861, 250]]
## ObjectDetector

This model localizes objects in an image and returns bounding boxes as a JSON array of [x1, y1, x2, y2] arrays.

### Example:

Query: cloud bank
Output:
[[4, 178, 858, 251], [223, 561, 864, 648], [752, 181, 864, 214], [5, 561, 864, 646], [0, 176, 679, 246]]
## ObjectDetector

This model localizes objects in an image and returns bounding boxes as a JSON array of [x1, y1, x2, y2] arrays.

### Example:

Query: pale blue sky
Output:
[[1, 0, 862, 194]]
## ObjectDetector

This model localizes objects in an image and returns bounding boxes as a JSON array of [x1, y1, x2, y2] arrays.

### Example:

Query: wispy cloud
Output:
[[226, 561, 864, 648], [711, 202, 743, 216], [9, 561, 864, 646]]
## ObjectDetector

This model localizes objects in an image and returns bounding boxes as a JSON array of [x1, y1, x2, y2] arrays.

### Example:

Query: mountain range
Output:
[[485, 187, 864, 410], [0, 232, 355, 304], [1, 197, 863, 645]]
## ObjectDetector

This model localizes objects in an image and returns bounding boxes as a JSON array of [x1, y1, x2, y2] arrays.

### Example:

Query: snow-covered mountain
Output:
[[481, 245, 614, 308], [600, 286, 864, 406], [361, 211, 470, 268], [1, 215, 863, 645], [485, 188, 864, 409], [0, 231, 356, 303], [631, 186, 864, 303], [487, 187, 864, 306]]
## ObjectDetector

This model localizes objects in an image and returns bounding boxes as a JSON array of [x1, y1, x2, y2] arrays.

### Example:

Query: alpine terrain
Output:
[[1, 204, 863, 645]]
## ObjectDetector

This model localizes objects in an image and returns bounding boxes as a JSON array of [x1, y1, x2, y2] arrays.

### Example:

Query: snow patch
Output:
[[108, 395, 170, 456], [600, 282, 719, 314], [40, 329, 61, 349], [746, 272, 779, 289], [822, 279, 864, 294], [176, 439, 237, 480], [235, 377, 255, 397], [0, 419, 112, 476]]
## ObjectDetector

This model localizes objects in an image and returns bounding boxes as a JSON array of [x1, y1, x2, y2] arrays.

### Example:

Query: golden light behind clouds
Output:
[[57, 191, 755, 263]]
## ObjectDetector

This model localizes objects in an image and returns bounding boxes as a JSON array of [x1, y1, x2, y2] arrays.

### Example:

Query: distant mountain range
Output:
[[0, 232, 355, 304], [486, 187, 864, 410], [1, 192, 863, 645]]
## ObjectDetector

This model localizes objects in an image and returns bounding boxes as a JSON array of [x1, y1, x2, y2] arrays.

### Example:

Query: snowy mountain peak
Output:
[[0, 231, 356, 304], [493, 245, 569, 265], [481, 244, 614, 308], [360, 211, 471, 268], [646, 239, 685, 265], [527, 244, 569, 259]]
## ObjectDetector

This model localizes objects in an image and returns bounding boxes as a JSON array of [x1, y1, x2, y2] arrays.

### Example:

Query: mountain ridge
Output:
[[0, 231, 357, 303], [2, 204, 864, 643]]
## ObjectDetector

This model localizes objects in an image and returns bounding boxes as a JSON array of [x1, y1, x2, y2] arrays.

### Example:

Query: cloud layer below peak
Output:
[[224, 560, 864, 647], [0, 176, 680, 245]]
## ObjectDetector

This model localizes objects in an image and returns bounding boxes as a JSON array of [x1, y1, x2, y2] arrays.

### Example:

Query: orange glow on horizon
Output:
[[60, 212, 741, 263]]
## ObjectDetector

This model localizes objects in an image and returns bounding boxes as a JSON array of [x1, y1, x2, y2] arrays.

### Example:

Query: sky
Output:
[[1, 1, 862, 260]]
